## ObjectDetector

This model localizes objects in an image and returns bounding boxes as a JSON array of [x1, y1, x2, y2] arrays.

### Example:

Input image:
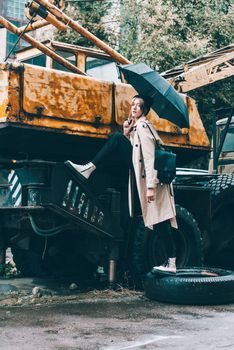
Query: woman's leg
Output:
[[156, 219, 176, 259], [66, 132, 132, 178], [153, 219, 177, 272], [92, 132, 132, 169]]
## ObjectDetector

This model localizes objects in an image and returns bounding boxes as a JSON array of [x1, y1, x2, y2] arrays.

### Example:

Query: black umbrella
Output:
[[120, 63, 189, 129]]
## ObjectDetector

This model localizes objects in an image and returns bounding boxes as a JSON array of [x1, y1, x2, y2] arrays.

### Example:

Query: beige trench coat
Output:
[[128, 116, 177, 230]]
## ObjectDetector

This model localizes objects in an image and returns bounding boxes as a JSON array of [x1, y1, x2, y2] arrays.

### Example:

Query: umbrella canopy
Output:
[[120, 63, 189, 129]]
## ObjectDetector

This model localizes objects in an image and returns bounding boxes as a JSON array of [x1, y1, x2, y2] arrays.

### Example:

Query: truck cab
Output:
[[214, 116, 234, 174], [16, 40, 121, 83]]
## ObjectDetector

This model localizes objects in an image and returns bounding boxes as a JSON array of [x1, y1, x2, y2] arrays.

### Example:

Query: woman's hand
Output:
[[123, 118, 134, 137], [147, 188, 156, 203]]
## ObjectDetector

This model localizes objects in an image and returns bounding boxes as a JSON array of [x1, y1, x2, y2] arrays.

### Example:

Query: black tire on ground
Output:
[[131, 205, 203, 279], [205, 174, 234, 268], [144, 267, 234, 305]]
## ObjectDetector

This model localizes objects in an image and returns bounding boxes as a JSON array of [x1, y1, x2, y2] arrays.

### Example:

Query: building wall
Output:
[[32, 25, 55, 42], [0, 0, 6, 61], [0, 0, 4, 16], [0, 28, 7, 61], [0, 0, 28, 59]]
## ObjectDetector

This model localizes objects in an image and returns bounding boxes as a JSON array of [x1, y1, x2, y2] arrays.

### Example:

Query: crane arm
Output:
[[163, 45, 234, 92]]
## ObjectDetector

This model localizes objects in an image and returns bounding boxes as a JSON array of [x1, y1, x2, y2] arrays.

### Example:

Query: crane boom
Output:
[[162, 44, 234, 92]]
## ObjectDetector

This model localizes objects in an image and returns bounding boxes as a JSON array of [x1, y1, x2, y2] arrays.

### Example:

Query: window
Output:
[[221, 127, 234, 152], [86, 57, 121, 83], [22, 54, 46, 67], [4, 0, 27, 20], [52, 50, 76, 72], [6, 20, 28, 57]]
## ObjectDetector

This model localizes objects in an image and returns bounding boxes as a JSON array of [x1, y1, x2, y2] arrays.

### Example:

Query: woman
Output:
[[66, 95, 177, 272]]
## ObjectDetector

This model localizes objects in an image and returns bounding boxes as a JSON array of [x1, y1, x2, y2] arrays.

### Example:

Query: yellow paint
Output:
[[23, 65, 113, 125], [0, 70, 8, 118], [0, 62, 211, 152]]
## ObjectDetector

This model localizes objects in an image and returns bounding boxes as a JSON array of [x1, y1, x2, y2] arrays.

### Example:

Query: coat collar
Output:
[[133, 115, 147, 127]]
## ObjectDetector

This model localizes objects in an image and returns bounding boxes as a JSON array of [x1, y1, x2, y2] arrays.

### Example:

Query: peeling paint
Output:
[[0, 62, 211, 153], [0, 70, 8, 118]]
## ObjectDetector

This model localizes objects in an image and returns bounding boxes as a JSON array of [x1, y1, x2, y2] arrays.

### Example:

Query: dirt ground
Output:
[[0, 276, 234, 350]]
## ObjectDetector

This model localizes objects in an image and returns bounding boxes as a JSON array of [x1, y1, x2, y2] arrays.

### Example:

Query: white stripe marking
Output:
[[14, 195, 22, 206], [103, 335, 182, 350], [8, 171, 15, 182], [8, 170, 22, 206], [11, 175, 18, 188], [12, 183, 21, 198]]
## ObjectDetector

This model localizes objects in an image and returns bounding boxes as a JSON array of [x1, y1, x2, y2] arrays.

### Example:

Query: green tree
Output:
[[119, 0, 233, 71], [55, 0, 112, 48], [118, 0, 143, 62]]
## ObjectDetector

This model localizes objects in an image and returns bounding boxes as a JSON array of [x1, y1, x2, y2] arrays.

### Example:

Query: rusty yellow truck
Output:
[[0, 1, 233, 282]]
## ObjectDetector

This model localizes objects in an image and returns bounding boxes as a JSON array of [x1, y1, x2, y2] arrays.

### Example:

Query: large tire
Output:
[[131, 205, 203, 280], [205, 174, 234, 268], [145, 267, 234, 305]]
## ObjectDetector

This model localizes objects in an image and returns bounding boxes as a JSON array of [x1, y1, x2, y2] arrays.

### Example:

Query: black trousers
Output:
[[92, 132, 176, 259], [92, 132, 133, 169], [155, 220, 176, 259], [93, 132, 140, 214]]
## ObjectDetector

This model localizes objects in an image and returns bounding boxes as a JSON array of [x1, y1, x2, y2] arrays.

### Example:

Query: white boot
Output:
[[152, 257, 176, 273], [65, 160, 96, 179]]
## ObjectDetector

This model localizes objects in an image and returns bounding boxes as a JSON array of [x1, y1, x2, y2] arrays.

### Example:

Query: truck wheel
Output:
[[205, 174, 234, 268], [145, 267, 234, 305], [131, 205, 203, 280]]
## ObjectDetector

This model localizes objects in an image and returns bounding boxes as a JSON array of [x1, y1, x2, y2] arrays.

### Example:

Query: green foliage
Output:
[[118, 0, 143, 62], [119, 0, 233, 71], [55, 1, 111, 47], [191, 77, 234, 138]]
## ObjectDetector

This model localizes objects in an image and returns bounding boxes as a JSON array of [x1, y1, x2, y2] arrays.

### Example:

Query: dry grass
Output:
[[0, 284, 143, 307]]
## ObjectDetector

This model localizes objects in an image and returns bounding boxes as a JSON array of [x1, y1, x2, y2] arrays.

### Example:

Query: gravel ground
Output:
[[1, 249, 234, 349], [0, 275, 234, 350]]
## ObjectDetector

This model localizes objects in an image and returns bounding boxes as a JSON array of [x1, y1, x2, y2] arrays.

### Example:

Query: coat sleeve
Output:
[[136, 123, 159, 188]]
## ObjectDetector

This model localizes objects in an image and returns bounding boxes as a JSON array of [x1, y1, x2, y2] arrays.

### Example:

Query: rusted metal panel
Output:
[[8, 71, 21, 121], [114, 82, 134, 124], [16, 115, 113, 138], [0, 63, 210, 150], [0, 63, 21, 122], [0, 69, 8, 120], [185, 97, 210, 147], [22, 64, 113, 126]]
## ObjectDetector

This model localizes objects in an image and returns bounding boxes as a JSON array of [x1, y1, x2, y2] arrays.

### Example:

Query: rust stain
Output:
[[0, 70, 8, 118], [0, 63, 210, 151], [23, 65, 113, 124], [0, 67, 21, 121]]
